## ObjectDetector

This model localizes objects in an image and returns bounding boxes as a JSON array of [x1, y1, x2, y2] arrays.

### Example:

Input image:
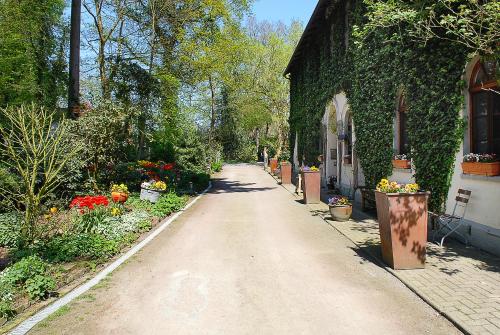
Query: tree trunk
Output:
[[68, 0, 81, 118], [209, 76, 216, 144]]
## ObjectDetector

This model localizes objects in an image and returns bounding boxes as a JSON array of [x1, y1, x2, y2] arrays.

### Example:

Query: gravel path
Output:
[[30, 164, 461, 335]]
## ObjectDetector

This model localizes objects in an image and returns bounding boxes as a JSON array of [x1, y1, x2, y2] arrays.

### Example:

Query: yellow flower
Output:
[[50, 207, 58, 214], [111, 208, 121, 216]]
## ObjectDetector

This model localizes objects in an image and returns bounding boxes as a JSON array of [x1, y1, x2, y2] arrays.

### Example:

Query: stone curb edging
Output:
[[8, 182, 213, 335], [267, 171, 470, 335]]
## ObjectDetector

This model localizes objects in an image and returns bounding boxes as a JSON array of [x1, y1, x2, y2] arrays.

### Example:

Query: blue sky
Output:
[[251, 0, 318, 25]]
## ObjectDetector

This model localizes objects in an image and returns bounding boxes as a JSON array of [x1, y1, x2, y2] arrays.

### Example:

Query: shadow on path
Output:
[[209, 178, 277, 194]]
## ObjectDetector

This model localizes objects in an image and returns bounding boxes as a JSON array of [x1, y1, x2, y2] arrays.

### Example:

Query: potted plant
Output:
[[328, 196, 352, 221], [375, 179, 429, 270], [392, 154, 411, 169], [140, 180, 167, 203], [343, 155, 352, 165], [301, 166, 320, 204], [270, 158, 278, 174], [280, 161, 292, 185], [462, 153, 500, 176], [111, 184, 129, 203]]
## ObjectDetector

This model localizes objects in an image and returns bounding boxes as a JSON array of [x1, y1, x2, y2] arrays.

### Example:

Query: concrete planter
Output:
[[140, 188, 162, 203], [329, 205, 352, 221], [375, 191, 429, 270], [392, 159, 411, 169], [280, 162, 292, 184], [270, 158, 278, 174], [301, 171, 320, 204], [462, 161, 500, 176]]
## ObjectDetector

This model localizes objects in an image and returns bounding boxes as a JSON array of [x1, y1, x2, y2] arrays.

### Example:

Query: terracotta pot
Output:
[[375, 191, 429, 270], [329, 205, 352, 221], [392, 159, 411, 169], [301, 171, 320, 204], [270, 158, 278, 174], [111, 192, 128, 203], [280, 162, 292, 184], [462, 162, 500, 176]]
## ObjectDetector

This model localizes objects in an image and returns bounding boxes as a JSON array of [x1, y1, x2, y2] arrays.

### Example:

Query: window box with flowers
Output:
[[140, 180, 167, 203], [375, 179, 429, 270], [328, 196, 352, 221], [392, 154, 411, 169], [301, 166, 320, 204], [462, 154, 500, 176]]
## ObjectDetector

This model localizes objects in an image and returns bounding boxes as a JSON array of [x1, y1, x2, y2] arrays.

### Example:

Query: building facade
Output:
[[285, 0, 500, 255]]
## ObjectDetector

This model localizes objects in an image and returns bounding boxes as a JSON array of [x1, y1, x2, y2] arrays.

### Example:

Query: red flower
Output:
[[162, 163, 175, 171], [70, 195, 109, 211]]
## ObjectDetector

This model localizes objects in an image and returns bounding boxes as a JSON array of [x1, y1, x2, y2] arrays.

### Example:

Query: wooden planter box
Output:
[[392, 159, 411, 169], [270, 158, 278, 174], [462, 161, 500, 176], [280, 162, 292, 185], [375, 191, 430, 270], [301, 171, 320, 204]]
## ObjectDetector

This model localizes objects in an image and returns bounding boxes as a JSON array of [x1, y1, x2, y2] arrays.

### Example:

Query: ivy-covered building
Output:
[[285, 0, 500, 255]]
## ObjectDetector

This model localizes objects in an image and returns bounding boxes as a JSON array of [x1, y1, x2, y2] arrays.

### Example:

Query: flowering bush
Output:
[[328, 196, 351, 206], [463, 153, 498, 163], [376, 179, 419, 193], [70, 196, 109, 210], [111, 183, 129, 195], [141, 180, 167, 191]]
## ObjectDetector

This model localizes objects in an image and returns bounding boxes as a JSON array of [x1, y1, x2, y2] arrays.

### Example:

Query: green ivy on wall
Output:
[[288, 0, 468, 211]]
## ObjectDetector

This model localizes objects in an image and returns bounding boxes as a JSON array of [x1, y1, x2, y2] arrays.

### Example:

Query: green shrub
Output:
[[151, 193, 188, 218], [0, 165, 19, 213], [95, 210, 151, 240], [73, 206, 111, 234], [1, 255, 47, 286], [0, 212, 21, 248], [211, 161, 223, 172], [39, 233, 120, 263], [24, 274, 56, 300]]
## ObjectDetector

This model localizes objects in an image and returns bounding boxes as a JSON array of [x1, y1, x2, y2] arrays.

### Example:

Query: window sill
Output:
[[461, 174, 500, 182]]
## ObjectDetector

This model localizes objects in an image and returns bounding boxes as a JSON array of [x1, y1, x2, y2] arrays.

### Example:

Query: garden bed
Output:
[[0, 192, 193, 331]]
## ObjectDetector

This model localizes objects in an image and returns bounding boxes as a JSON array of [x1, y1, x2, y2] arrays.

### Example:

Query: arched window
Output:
[[470, 60, 499, 155], [398, 95, 409, 155]]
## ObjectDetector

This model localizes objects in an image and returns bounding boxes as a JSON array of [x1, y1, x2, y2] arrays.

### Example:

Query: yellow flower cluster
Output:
[[310, 166, 319, 172], [377, 179, 419, 194], [153, 181, 167, 191], [111, 207, 121, 216], [111, 183, 129, 194]]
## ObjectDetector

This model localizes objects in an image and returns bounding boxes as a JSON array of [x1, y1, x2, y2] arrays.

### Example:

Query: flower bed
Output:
[[0, 191, 189, 329], [462, 153, 500, 176]]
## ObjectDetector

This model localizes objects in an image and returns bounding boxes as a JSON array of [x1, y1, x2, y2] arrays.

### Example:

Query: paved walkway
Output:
[[30, 164, 460, 334], [277, 174, 500, 335]]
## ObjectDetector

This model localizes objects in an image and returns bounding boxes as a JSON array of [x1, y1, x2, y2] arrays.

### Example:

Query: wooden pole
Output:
[[68, 0, 81, 118]]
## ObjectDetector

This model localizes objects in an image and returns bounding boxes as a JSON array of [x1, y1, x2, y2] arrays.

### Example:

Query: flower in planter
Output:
[[463, 153, 498, 163], [328, 196, 351, 206], [376, 179, 419, 193], [111, 183, 129, 195], [141, 180, 167, 191], [301, 166, 319, 172], [394, 154, 408, 160]]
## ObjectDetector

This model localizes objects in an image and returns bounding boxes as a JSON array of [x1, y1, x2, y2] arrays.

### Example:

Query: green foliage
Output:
[[73, 206, 111, 235], [0, 165, 20, 212], [288, 1, 468, 211], [24, 274, 56, 300], [211, 161, 223, 172], [37, 233, 120, 263], [0, 0, 66, 108], [95, 211, 151, 240], [1, 255, 47, 286], [0, 105, 85, 244], [0, 212, 21, 248], [128, 193, 188, 217]]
